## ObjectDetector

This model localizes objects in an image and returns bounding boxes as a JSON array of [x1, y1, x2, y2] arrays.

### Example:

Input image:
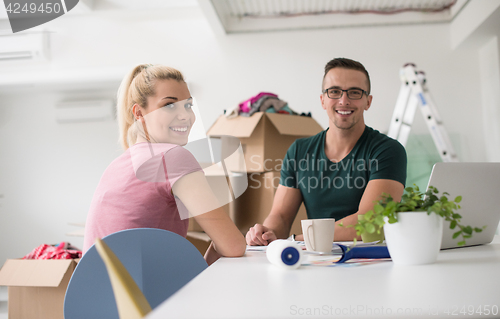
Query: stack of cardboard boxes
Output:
[[187, 112, 323, 252]]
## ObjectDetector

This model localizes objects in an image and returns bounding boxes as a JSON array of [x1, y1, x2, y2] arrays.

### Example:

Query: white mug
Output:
[[301, 218, 336, 253]]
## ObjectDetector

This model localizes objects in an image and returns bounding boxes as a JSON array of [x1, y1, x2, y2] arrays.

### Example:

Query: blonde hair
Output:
[[116, 64, 185, 150]]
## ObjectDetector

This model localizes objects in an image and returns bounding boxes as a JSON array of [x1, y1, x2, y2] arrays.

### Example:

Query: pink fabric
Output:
[[83, 143, 202, 253], [249, 92, 277, 104], [239, 92, 278, 113], [23, 242, 82, 260]]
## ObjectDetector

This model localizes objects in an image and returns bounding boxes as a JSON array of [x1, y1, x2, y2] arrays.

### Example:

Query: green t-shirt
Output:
[[280, 126, 407, 221]]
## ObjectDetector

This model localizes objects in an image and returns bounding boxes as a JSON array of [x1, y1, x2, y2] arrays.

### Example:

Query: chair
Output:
[[64, 228, 208, 319], [94, 238, 152, 319]]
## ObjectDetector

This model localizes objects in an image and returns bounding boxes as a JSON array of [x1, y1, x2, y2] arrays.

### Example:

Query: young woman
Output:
[[83, 64, 246, 264]]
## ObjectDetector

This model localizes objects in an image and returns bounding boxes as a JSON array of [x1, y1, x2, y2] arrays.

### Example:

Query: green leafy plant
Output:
[[344, 185, 486, 246]]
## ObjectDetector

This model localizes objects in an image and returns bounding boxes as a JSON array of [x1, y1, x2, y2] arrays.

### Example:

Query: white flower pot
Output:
[[383, 212, 443, 265]]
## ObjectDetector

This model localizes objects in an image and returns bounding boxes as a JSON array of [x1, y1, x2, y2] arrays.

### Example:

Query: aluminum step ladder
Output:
[[387, 63, 458, 162]]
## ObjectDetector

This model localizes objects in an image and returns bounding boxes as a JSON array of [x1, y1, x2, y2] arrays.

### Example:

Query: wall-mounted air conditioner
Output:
[[56, 100, 114, 123], [0, 32, 49, 62]]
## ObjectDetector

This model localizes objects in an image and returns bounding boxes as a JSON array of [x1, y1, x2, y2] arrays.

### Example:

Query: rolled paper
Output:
[[266, 240, 303, 269]]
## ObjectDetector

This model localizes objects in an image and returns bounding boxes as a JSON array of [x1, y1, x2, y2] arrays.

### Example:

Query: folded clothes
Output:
[[23, 242, 82, 260], [232, 92, 302, 118], [239, 92, 277, 113], [249, 96, 287, 115], [247, 96, 285, 116]]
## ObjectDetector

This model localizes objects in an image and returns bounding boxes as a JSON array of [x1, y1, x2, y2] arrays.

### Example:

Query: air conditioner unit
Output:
[[56, 100, 114, 123], [0, 32, 49, 62]]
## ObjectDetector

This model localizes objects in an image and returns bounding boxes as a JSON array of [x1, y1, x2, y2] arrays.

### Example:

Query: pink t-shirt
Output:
[[83, 143, 202, 253]]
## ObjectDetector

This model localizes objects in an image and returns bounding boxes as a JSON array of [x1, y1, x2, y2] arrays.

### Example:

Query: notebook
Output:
[[426, 162, 500, 249]]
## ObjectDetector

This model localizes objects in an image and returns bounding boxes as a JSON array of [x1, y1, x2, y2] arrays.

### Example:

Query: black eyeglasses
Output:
[[322, 88, 368, 100]]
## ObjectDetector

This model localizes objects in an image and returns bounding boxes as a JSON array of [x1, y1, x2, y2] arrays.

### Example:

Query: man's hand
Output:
[[246, 224, 278, 246]]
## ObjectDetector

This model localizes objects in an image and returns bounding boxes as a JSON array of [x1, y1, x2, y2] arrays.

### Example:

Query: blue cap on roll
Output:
[[281, 247, 300, 266]]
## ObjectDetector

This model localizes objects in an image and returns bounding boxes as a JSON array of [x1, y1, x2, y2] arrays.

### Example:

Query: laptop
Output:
[[426, 162, 500, 249]]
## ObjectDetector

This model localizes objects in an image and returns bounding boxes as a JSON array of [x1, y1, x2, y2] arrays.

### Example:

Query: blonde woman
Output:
[[83, 64, 246, 264]]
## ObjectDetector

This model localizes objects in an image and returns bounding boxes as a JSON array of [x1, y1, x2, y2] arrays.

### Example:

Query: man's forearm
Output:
[[264, 212, 361, 241], [263, 213, 292, 239], [334, 213, 361, 241]]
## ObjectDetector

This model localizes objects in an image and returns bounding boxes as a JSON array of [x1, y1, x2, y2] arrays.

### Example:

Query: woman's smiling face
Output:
[[136, 79, 195, 145]]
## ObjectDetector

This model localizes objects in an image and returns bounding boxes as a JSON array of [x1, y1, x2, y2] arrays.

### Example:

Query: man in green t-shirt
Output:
[[246, 57, 407, 245]]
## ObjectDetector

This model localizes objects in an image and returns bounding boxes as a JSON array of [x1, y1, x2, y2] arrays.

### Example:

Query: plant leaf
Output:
[[449, 220, 457, 229], [463, 226, 473, 235], [365, 223, 376, 234], [387, 201, 396, 210], [374, 215, 385, 226], [457, 241, 466, 246], [452, 230, 462, 239], [454, 196, 462, 203], [356, 225, 365, 236], [374, 204, 384, 214], [364, 210, 373, 220]]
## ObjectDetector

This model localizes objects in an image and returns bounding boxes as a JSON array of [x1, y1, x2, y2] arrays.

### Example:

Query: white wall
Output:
[[479, 36, 500, 162], [0, 5, 496, 264]]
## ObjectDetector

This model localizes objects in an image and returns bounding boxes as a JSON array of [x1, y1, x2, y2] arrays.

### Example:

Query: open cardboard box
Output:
[[230, 171, 307, 235], [0, 258, 79, 319], [207, 112, 323, 173]]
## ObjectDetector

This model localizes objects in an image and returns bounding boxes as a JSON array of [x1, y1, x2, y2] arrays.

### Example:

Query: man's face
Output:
[[320, 68, 372, 131]]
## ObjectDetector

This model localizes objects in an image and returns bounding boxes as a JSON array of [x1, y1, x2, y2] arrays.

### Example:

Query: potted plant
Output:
[[357, 214, 385, 243], [344, 185, 485, 265]]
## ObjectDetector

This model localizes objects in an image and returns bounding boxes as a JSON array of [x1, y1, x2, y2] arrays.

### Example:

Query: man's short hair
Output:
[[323, 58, 371, 94]]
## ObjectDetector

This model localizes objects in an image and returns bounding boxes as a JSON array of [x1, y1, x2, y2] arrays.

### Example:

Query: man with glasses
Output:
[[246, 58, 407, 245]]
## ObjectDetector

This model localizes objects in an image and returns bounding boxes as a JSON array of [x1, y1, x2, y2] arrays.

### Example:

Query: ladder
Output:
[[387, 63, 458, 162]]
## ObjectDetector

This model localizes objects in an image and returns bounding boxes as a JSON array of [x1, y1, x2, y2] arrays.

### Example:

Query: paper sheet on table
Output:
[[246, 240, 383, 252], [301, 255, 391, 267], [248, 241, 389, 267]]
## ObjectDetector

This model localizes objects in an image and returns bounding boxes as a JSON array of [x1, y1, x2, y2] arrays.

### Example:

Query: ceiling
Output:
[[0, 0, 468, 34], [200, 0, 469, 34]]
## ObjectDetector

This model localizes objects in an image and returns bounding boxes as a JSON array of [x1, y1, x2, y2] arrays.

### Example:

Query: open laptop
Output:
[[426, 162, 500, 249]]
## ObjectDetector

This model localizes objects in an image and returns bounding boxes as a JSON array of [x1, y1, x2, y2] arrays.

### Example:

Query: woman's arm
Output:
[[172, 171, 246, 259]]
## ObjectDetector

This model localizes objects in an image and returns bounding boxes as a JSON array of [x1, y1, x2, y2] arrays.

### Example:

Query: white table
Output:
[[147, 239, 500, 318]]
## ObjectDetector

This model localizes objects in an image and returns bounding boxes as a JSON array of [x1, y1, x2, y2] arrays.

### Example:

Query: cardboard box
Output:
[[231, 171, 308, 235], [207, 113, 323, 173], [186, 232, 211, 256], [0, 258, 79, 319], [187, 217, 204, 232], [188, 165, 233, 232]]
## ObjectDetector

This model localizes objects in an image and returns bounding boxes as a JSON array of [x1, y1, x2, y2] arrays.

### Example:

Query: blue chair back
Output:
[[64, 228, 208, 319]]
